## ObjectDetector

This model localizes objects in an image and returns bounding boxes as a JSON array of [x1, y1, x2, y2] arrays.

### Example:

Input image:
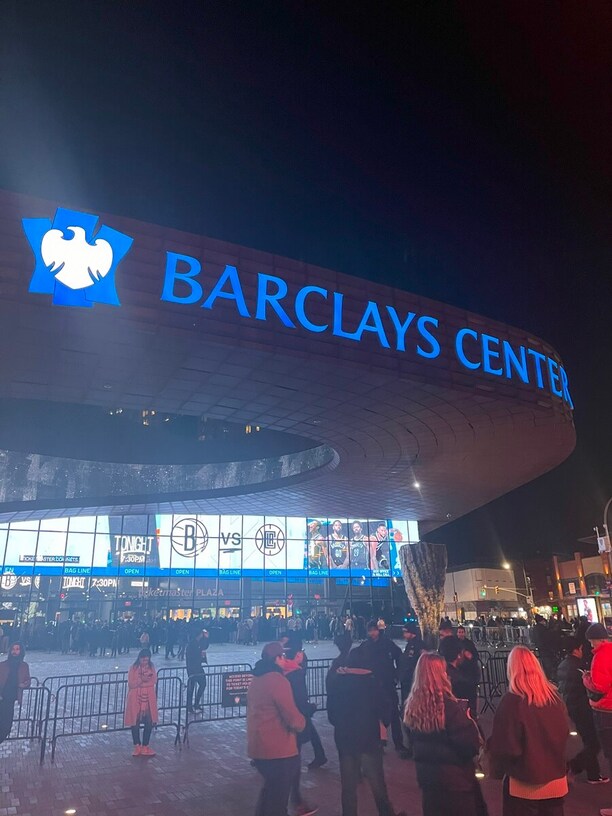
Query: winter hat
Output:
[[586, 623, 608, 641], [261, 641, 284, 661]]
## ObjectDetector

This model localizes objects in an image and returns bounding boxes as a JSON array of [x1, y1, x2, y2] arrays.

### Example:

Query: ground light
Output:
[[475, 770, 485, 779], [65, 810, 76, 815], [570, 730, 578, 736]]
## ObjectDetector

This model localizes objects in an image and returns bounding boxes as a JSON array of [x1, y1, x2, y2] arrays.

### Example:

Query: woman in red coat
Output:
[[124, 648, 158, 756]]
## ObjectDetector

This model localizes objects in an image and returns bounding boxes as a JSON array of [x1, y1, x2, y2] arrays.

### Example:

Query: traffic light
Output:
[[479, 587, 486, 598], [495, 585, 499, 595]]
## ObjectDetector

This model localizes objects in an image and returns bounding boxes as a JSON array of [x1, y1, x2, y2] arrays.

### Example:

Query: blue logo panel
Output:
[[22, 208, 133, 307]]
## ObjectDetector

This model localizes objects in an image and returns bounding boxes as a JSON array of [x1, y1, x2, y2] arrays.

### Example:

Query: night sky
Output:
[[1, 2, 610, 566]]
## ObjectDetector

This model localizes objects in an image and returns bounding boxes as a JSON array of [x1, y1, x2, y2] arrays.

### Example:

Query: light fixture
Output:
[[474, 770, 485, 780], [65, 810, 77, 815], [413, 481, 421, 489], [502, 562, 511, 570], [569, 730, 578, 736]]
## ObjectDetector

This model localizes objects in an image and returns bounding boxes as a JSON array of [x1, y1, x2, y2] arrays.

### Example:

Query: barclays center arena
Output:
[[0, 189, 575, 631]]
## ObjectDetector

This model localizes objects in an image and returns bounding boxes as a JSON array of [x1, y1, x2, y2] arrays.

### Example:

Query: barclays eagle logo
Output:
[[22, 208, 133, 307]]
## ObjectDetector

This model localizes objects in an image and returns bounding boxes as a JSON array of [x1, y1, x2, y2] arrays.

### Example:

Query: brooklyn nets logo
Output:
[[255, 524, 285, 557], [171, 518, 208, 558]]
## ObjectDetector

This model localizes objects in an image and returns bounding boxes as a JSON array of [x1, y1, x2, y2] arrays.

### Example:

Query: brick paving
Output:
[[0, 645, 610, 816]]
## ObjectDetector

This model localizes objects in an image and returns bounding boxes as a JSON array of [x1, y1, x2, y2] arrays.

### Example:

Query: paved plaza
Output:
[[0, 644, 611, 816]]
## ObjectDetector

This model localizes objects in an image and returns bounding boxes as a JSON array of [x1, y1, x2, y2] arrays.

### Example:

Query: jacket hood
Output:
[[252, 659, 283, 677]]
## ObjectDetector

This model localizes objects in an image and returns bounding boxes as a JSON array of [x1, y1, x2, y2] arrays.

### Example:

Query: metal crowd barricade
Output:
[[2, 685, 51, 764], [479, 653, 509, 715], [49, 675, 184, 761], [305, 658, 333, 711], [42, 670, 126, 697], [183, 664, 253, 744], [157, 662, 252, 686]]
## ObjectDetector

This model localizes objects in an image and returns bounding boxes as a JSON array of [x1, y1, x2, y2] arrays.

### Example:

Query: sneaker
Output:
[[140, 745, 156, 757], [307, 757, 328, 769], [588, 776, 610, 784], [132, 745, 142, 756], [295, 805, 319, 816]]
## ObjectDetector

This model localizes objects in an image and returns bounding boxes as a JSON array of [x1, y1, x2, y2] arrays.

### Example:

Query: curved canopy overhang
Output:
[[0, 190, 575, 528]]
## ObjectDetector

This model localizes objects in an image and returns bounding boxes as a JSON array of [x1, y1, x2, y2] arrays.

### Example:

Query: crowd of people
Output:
[[245, 617, 612, 816], [5, 611, 612, 815]]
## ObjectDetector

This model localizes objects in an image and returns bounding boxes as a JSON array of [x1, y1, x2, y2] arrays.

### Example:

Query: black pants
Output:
[[0, 698, 16, 743], [309, 720, 327, 762], [253, 755, 299, 816], [422, 787, 479, 816], [187, 675, 206, 710], [338, 748, 395, 816], [569, 708, 602, 780], [593, 709, 612, 778], [386, 690, 404, 750], [131, 714, 153, 746], [502, 778, 564, 816]]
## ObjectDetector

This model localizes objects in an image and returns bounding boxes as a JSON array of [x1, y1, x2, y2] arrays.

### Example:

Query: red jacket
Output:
[[586, 641, 612, 711]]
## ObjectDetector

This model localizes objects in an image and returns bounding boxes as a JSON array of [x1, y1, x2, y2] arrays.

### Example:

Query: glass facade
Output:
[[0, 514, 418, 626]]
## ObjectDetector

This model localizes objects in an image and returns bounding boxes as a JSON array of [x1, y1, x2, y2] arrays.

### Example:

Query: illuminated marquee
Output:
[[161, 255, 574, 408], [21, 209, 573, 408]]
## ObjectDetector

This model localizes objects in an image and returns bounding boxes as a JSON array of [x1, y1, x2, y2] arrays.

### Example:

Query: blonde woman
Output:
[[487, 645, 569, 816], [404, 652, 483, 816]]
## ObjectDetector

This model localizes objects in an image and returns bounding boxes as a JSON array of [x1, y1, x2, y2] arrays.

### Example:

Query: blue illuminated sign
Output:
[[22, 208, 133, 307], [160, 252, 573, 408], [21, 209, 573, 408]]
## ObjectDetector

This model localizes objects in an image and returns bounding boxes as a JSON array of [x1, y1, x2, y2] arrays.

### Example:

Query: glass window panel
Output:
[[39, 517, 70, 532]]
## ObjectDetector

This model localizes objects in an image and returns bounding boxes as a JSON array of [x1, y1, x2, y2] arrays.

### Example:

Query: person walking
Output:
[[404, 652, 483, 816], [0, 642, 31, 744], [327, 646, 406, 816], [124, 648, 158, 757], [282, 647, 319, 816], [557, 636, 607, 784], [186, 628, 209, 712], [247, 642, 306, 816], [487, 645, 569, 815]]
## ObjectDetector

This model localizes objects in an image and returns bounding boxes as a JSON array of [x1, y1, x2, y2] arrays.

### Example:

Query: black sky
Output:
[[0, 1, 610, 565]]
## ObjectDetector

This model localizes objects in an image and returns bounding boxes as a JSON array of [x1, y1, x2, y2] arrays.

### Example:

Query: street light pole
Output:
[[502, 561, 534, 618]]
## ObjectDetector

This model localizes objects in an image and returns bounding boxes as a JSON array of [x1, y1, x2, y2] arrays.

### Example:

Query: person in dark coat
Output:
[[282, 648, 319, 816], [185, 628, 209, 712], [0, 642, 31, 743], [360, 620, 405, 754], [327, 647, 406, 816], [532, 615, 557, 681], [488, 645, 569, 816], [404, 651, 483, 816], [557, 637, 607, 783], [398, 624, 424, 703], [439, 636, 479, 718]]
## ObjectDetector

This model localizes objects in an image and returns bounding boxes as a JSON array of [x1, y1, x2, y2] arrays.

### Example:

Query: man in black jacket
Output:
[[186, 628, 209, 712], [558, 636, 608, 784], [327, 648, 406, 816], [360, 620, 405, 755]]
